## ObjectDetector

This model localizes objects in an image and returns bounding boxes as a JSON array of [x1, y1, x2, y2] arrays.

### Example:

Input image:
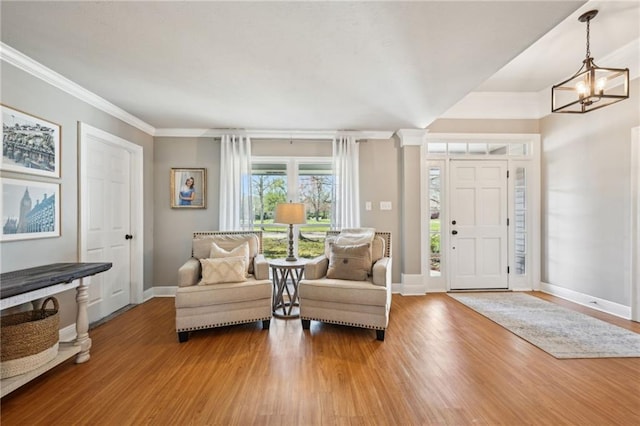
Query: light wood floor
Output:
[[1, 292, 639, 425]]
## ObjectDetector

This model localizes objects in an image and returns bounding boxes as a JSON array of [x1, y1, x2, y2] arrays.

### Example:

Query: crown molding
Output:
[[1, 42, 156, 135], [395, 129, 429, 147], [441, 37, 640, 121], [154, 128, 394, 140]]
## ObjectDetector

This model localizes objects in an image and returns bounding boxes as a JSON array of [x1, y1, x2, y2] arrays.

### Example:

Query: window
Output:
[[429, 167, 442, 276], [297, 163, 333, 258], [514, 167, 527, 275], [252, 158, 333, 259]]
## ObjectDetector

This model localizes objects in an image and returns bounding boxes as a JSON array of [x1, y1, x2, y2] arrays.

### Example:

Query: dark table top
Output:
[[0, 262, 113, 299]]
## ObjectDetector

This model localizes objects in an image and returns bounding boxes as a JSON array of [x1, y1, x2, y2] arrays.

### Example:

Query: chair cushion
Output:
[[326, 243, 371, 281], [176, 277, 272, 308], [200, 257, 247, 285], [210, 241, 250, 275], [299, 278, 388, 306]]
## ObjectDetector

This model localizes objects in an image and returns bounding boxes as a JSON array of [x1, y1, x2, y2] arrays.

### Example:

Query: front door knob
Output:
[[125, 234, 133, 240], [452, 230, 458, 235]]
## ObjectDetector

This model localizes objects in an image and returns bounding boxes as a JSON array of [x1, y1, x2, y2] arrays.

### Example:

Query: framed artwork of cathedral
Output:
[[1, 105, 61, 178], [1, 178, 60, 241]]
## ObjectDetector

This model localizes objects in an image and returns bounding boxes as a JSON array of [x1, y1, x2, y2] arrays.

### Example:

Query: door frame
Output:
[[631, 126, 640, 322], [78, 123, 144, 306], [421, 133, 541, 293]]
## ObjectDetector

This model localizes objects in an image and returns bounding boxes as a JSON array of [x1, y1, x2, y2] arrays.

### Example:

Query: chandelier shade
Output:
[[551, 10, 629, 114]]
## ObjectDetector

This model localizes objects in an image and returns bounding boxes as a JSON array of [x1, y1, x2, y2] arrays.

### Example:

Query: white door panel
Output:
[[450, 160, 508, 290], [82, 133, 131, 322]]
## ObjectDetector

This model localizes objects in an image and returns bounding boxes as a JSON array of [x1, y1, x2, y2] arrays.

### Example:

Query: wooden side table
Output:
[[269, 258, 306, 318]]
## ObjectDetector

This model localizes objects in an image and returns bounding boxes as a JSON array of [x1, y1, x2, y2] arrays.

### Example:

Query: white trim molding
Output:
[[1, 42, 156, 135], [154, 128, 394, 140], [396, 129, 428, 147], [150, 286, 178, 299], [631, 126, 640, 322], [540, 282, 632, 320], [398, 274, 427, 295]]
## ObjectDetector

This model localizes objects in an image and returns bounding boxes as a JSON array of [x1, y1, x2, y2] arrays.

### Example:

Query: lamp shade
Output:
[[274, 203, 306, 225]]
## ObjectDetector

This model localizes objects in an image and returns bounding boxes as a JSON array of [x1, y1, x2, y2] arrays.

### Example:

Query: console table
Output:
[[0, 262, 112, 397]]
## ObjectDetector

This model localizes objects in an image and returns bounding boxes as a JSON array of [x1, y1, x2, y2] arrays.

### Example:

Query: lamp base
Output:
[[285, 256, 298, 262]]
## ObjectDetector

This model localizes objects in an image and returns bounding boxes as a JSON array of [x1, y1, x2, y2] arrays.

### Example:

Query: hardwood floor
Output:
[[1, 292, 639, 425]]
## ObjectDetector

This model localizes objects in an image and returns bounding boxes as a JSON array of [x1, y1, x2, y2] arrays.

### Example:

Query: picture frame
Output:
[[170, 168, 206, 209], [1, 177, 60, 241], [1, 105, 61, 178]]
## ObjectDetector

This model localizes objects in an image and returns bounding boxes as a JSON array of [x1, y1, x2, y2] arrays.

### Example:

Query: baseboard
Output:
[[151, 286, 177, 298], [399, 274, 427, 295], [540, 282, 631, 319]]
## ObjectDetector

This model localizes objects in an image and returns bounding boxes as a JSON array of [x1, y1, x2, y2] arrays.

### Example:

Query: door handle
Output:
[[451, 230, 458, 235], [125, 234, 133, 240]]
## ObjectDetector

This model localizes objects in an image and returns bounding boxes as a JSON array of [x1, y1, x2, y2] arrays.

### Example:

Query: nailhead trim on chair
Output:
[[300, 316, 385, 331], [177, 316, 271, 332]]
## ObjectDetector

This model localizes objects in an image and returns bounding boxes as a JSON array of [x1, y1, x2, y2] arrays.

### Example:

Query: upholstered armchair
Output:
[[298, 230, 392, 341], [175, 231, 273, 342]]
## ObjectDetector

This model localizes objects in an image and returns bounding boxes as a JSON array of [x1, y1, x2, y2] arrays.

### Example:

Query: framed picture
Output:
[[170, 168, 206, 209], [1, 178, 60, 241], [1, 105, 61, 178]]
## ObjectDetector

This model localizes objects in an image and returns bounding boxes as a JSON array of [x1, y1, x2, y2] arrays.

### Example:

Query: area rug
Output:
[[448, 292, 640, 359]]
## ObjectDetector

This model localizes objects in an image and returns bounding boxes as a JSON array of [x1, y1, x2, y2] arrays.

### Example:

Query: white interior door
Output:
[[81, 129, 132, 322], [449, 160, 508, 290]]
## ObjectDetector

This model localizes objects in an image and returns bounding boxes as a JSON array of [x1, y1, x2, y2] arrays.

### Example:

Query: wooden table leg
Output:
[[74, 279, 92, 363]]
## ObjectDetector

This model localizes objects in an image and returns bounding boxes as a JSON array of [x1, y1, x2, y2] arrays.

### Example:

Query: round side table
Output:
[[269, 258, 306, 318]]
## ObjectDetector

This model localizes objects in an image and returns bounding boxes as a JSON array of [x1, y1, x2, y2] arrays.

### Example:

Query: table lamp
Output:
[[274, 202, 306, 261]]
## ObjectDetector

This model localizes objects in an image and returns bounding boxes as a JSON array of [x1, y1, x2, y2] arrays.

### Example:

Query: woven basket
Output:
[[1, 297, 60, 379]]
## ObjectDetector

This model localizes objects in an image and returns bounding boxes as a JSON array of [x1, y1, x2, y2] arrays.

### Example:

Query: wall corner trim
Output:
[[396, 129, 428, 147], [0, 42, 156, 135]]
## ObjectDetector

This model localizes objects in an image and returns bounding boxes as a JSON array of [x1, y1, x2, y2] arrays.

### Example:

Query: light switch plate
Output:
[[380, 201, 392, 210], [365, 201, 372, 211]]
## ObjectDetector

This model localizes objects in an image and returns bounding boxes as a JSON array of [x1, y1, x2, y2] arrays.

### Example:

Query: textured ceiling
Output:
[[1, 1, 588, 131]]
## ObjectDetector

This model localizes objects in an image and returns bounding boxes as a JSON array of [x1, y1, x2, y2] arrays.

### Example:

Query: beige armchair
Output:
[[298, 230, 392, 341], [175, 231, 273, 342]]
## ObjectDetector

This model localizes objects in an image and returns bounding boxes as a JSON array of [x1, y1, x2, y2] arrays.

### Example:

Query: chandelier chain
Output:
[[585, 18, 591, 59]]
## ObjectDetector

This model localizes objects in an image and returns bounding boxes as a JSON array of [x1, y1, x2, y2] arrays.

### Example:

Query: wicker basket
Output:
[[1, 297, 60, 379]]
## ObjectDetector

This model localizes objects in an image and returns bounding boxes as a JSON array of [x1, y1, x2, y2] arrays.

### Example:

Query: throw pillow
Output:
[[210, 241, 250, 275], [335, 228, 376, 274], [199, 257, 247, 285], [326, 243, 371, 281]]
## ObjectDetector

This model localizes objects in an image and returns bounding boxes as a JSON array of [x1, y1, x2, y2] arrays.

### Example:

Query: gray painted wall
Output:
[[540, 78, 640, 306], [153, 137, 221, 287], [152, 137, 403, 285], [1, 63, 154, 327]]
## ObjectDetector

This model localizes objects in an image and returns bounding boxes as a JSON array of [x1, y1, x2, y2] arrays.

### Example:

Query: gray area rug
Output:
[[448, 292, 640, 359]]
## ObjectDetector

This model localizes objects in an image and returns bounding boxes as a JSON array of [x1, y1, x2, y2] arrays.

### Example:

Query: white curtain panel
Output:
[[332, 135, 360, 229], [219, 134, 253, 230]]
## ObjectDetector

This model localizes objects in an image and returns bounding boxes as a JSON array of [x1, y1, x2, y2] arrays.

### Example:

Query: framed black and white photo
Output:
[[1, 105, 61, 178], [170, 168, 206, 209], [1, 178, 60, 241]]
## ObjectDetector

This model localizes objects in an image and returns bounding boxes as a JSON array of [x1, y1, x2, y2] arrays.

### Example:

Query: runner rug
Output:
[[448, 292, 640, 359]]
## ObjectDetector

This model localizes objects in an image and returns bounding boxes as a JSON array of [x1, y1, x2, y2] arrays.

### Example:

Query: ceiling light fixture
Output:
[[551, 9, 629, 114]]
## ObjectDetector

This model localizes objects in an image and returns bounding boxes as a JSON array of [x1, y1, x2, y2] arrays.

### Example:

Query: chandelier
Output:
[[551, 9, 629, 113]]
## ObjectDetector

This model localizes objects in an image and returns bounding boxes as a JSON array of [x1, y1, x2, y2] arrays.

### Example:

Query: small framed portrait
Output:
[[1, 177, 60, 242], [1, 105, 61, 178], [170, 168, 206, 209]]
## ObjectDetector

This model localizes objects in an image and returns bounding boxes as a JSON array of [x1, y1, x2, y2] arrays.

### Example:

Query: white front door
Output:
[[80, 127, 132, 322], [449, 160, 508, 290]]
